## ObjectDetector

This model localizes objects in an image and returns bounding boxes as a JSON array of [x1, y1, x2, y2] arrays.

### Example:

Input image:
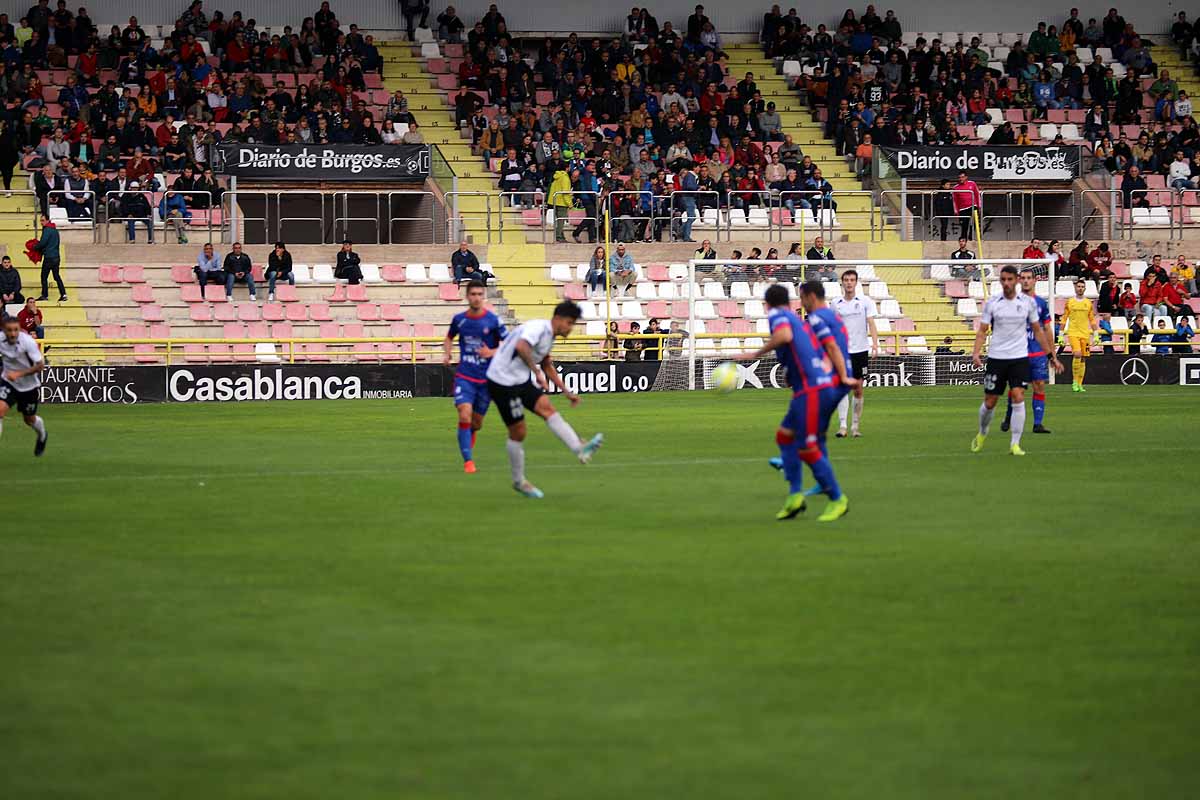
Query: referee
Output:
[[970, 266, 1062, 456]]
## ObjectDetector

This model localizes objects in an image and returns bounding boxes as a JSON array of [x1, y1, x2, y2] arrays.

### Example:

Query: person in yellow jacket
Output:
[[1062, 278, 1099, 392], [548, 166, 573, 242]]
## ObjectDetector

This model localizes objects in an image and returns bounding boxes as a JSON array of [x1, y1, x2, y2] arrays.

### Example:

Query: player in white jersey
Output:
[[484, 301, 604, 498], [0, 316, 48, 455], [828, 268, 878, 437], [970, 266, 1061, 456]]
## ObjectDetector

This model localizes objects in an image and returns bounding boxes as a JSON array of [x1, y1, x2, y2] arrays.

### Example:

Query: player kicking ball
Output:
[[484, 301, 603, 499], [736, 284, 849, 522], [443, 281, 507, 473], [1001, 268, 1053, 435], [1062, 278, 1099, 392], [828, 268, 878, 437], [971, 266, 1062, 456], [0, 315, 48, 456]]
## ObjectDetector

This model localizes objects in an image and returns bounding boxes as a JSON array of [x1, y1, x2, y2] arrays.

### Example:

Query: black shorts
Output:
[[487, 378, 544, 427], [0, 380, 39, 416], [850, 350, 870, 380], [983, 357, 1030, 396]]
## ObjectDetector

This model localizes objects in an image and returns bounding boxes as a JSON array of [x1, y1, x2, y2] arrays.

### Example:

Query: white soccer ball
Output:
[[711, 361, 740, 393]]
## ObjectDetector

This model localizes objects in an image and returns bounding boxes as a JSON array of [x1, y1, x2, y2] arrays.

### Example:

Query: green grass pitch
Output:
[[2, 385, 1198, 799]]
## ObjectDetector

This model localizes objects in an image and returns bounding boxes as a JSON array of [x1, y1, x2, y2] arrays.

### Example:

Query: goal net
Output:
[[648, 257, 1058, 391]]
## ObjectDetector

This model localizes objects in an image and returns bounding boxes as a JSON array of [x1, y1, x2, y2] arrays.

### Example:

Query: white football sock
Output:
[[1009, 402, 1026, 447], [851, 395, 864, 430], [545, 412, 582, 453], [506, 438, 525, 484], [979, 402, 994, 435], [836, 393, 850, 428], [0, 418, 4, 439], [31, 416, 45, 439]]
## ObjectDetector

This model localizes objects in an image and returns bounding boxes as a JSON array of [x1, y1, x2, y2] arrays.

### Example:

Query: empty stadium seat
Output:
[[131, 285, 154, 303], [214, 303, 238, 322], [957, 298, 980, 317], [438, 283, 460, 301], [189, 305, 212, 322], [635, 282, 657, 300], [906, 336, 930, 353], [311, 264, 335, 283], [381, 264, 406, 282], [668, 264, 689, 281], [429, 263, 452, 282], [867, 281, 891, 300], [620, 301, 643, 319], [292, 264, 312, 284], [730, 281, 752, 299], [550, 263, 573, 282], [285, 304, 308, 322], [237, 303, 260, 321], [406, 264, 429, 283], [360, 264, 381, 283], [357, 304, 381, 321], [122, 266, 145, 283], [310, 303, 332, 321], [347, 284, 370, 302], [694, 301, 718, 319], [703, 282, 726, 300], [743, 300, 766, 318], [261, 303, 285, 321], [879, 299, 902, 318]]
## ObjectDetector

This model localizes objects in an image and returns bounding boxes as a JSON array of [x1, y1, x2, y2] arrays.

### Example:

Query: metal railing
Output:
[[670, 189, 720, 242], [102, 190, 155, 243], [385, 190, 438, 244], [444, 191, 494, 243], [162, 190, 215, 244], [220, 189, 272, 244], [548, 190, 600, 243], [46, 189, 95, 226]]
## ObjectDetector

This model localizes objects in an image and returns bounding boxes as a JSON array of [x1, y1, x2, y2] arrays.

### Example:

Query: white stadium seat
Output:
[[549, 263, 573, 283], [755, 318, 770, 334], [744, 300, 766, 319], [657, 282, 677, 299], [668, 264, 689, 282], [360, 264, 381, 283], [620, 301, 643, 320], [930, 264, 952, 280], [703, 282, 726, 300], [694, 300, 718, 319], [635, 282, 657, 300], [406, 264, 429, 283], [906, 336, 931, 353], [957, 298, 980, 317], [730, 281, 753, 299], [868, 281, 891, 300], [577, 301, 597, 319], [879, 299, 902, 318], [429, 263, 452, 282], [292, 264, 312, 284], [311, 263, 335, 283]]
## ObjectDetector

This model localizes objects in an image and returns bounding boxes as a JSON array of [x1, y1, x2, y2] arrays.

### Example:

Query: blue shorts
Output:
[[819, 385, 850, 432], [781, 391, 822, 449], [453, 376, 491, 415], [1028, 354, 1049, 383]]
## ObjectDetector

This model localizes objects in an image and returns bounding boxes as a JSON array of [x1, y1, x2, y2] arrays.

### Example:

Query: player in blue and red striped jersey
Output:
[[443, 281, 507, 473], [1001, 268, 1053, 435], [734, 284, 851, 522]]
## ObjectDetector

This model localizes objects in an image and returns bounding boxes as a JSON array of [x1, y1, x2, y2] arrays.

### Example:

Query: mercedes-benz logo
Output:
[[1119, 357, 1149, 385]]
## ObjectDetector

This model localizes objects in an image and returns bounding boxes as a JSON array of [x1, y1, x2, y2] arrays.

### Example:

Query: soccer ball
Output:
[[711, 361, 740, 393]]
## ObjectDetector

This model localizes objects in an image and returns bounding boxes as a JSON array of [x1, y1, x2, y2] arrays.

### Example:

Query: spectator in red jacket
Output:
[[951, 171, 981, 239], [1022, 238, 1046, 260], [1161, 274, 1191, 315], [1087, 242, 1114, 274], [17, 297, 43, 338], [1118, 283, 1139, 317], [1139, 273, 1168, 317]]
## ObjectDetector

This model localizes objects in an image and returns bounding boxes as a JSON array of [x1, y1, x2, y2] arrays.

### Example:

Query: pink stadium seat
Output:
[[617, 320, 632, 333], [318, 322, 341, 338], [99, 323, 122, 339], [171, 265, 194, 283], [1109, 262, 1130, 278], [357, 303, 381, 321], [646, 264, 669, 281], [131, 285, 154, 303], [342, 323, 365, 339], [347, 284, 369, 302], [122, 265, 145, 283], [237, 303, 260, 321], [327, 283, 348, 302], [436, 73, 457, 90], [894, 318, 917, 332], [1004, 109, 1026, 124], [563, 283, 586, 300], [214, 304, 238, 322], [275, 284, 299, 302], [222, 323, 245, 339], [251, 264, 265, 282], [380, 303, 405, 321], [731, 320, 753, 334], [133, 344, 160, 363], [707, 320, 729, 333], [1046, 109, 1067, 124], [204, 285, 227, 302], [390, 322, 413, 337], [438, 283, 461, 301], [189, 305, 213, 322], [124, 324, 148, 339], [246, 322, 270, 339], [149, 324, 170, 339], [140, 304, 164, 322], [1188, 298, 1200, 314], [671, 301, 689, 317], [205, 342, 231, 360], [98, 265, 121, 283], [285, 304, 308, 321], [945, 280, 967, 298], [261, 302, 285, 321], [181, 284, 203, 302], [303, 343, 329, 361], [184, 344, 207, 362], [309, 303, 333, 321], [381, 264, 406, 282], [271, 323, 294, 338], [646, 301, 669, 317], [717, 301, 740, 318]]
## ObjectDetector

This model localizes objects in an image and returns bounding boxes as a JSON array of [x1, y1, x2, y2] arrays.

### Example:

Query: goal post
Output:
[[647, 257, 1057, 392]]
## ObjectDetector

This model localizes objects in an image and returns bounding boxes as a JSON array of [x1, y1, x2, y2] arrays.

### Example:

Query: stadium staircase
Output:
[[377, 40, 495, 242], [0, 188, 95, 343], [723, 43, 881, 242]]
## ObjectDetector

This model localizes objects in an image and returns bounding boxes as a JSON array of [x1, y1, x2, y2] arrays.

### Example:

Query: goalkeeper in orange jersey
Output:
[[1062, 279, 1099, 392]]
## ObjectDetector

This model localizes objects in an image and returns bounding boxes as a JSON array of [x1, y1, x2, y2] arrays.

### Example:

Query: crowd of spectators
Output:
[[0, 0, 392, 233], [454, 3, 856, 242]]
